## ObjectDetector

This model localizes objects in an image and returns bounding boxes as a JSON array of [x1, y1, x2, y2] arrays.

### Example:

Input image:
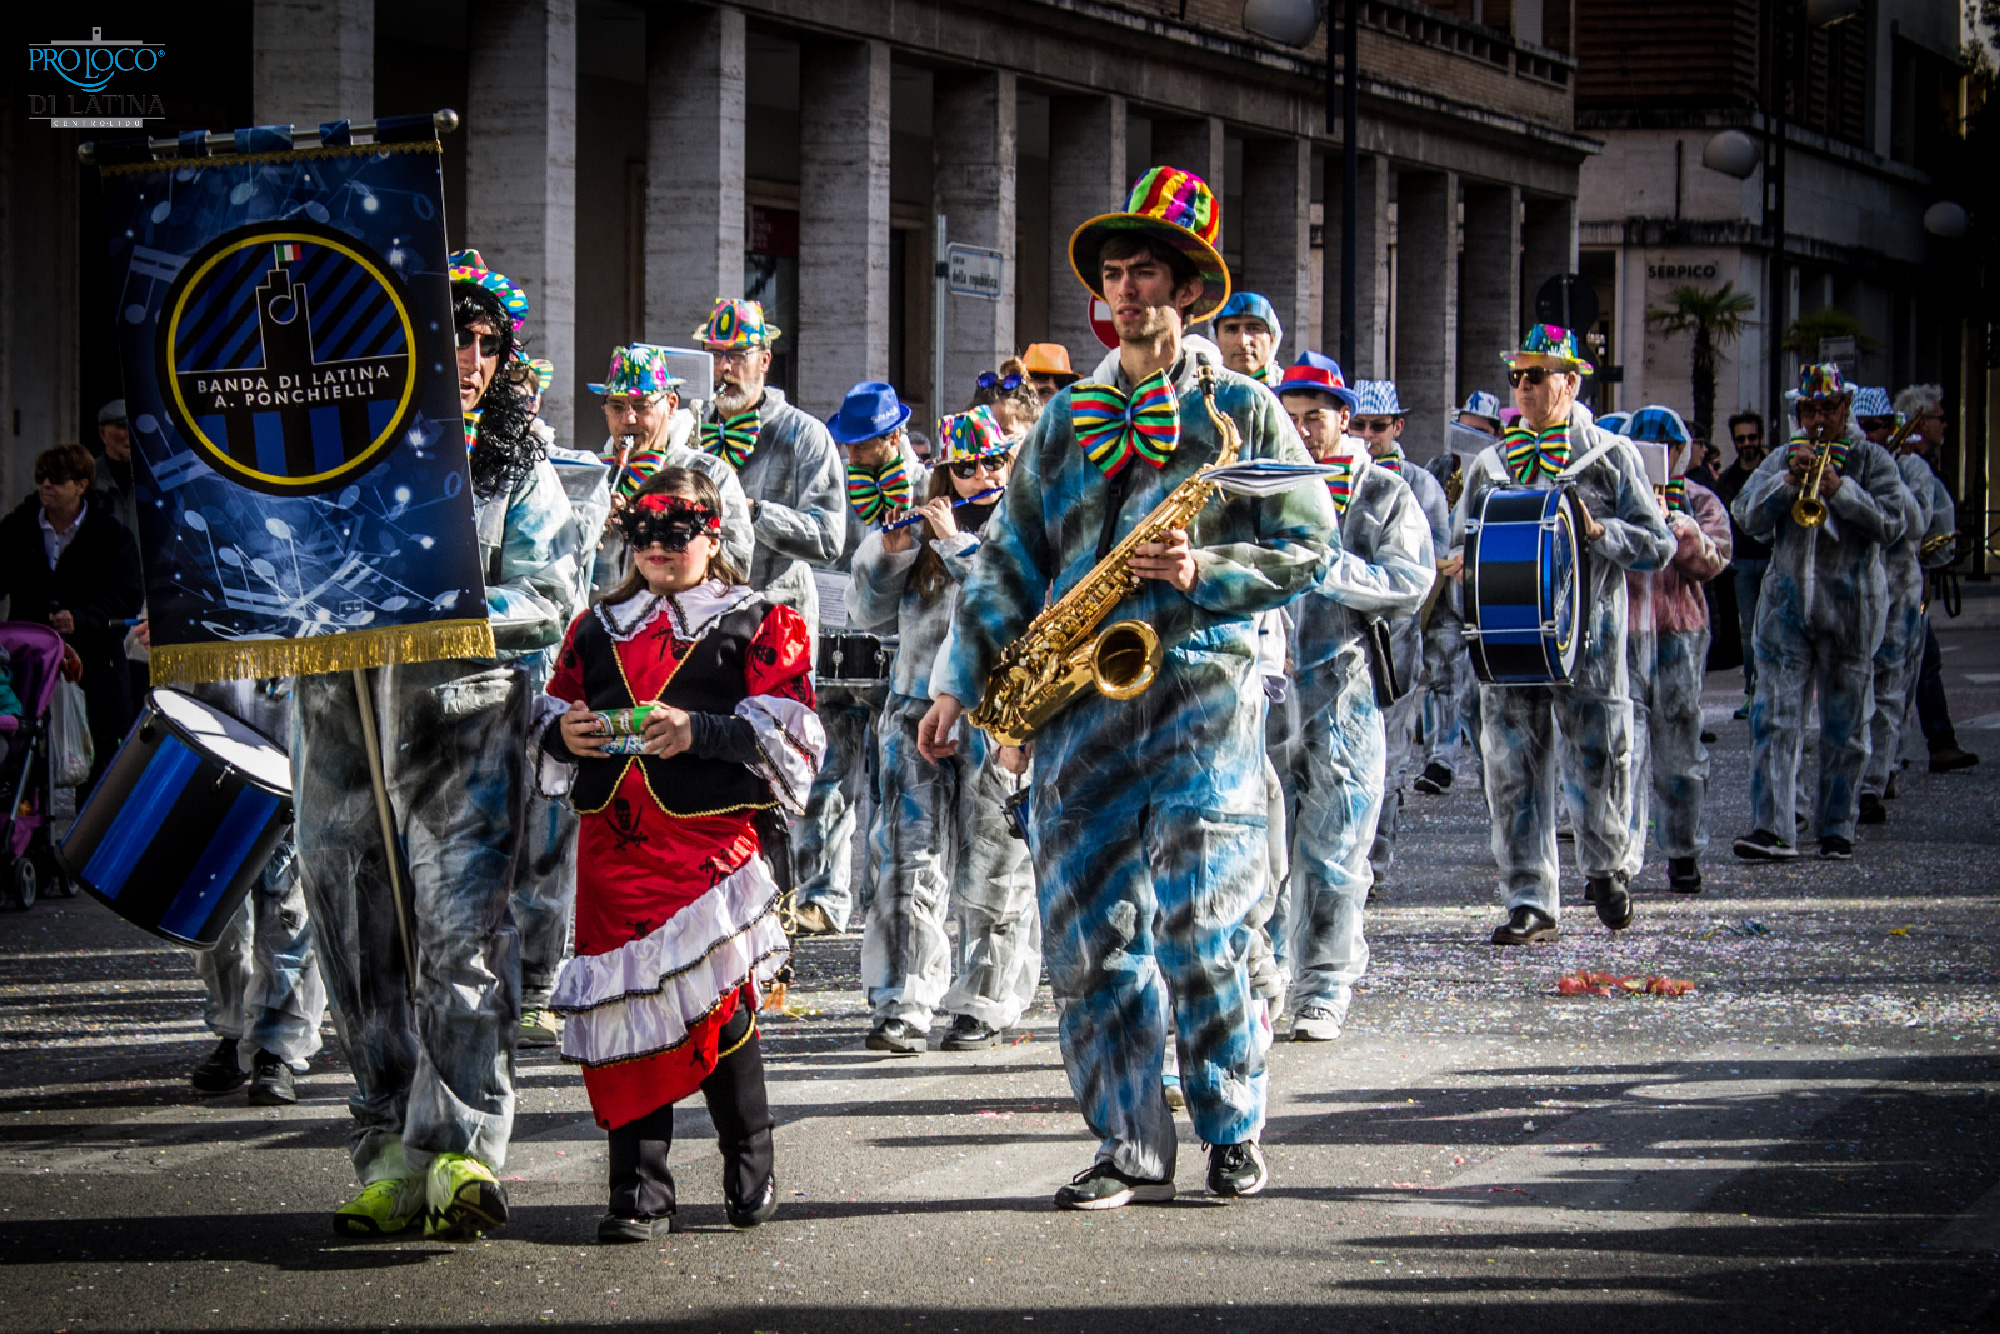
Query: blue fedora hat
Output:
[[827, 381, 912, 445]]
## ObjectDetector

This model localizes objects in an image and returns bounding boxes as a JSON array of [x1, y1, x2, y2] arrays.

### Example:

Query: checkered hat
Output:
[[1852, 386, 1893, 419], [1353, 380, 1405, 417]]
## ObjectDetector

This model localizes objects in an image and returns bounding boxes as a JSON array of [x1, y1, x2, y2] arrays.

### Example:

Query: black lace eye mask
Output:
[[614, 494, 722, 552]]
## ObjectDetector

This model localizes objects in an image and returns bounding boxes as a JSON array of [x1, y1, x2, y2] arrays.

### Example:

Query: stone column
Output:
[[1239, 137, 1312, 362], [1521, 193, 1578, 335], [934, 69, 1017, 410], [1151, 116, 1225, 188], [1393, 169, 1459, 458], [1323, 153, 1391, 377], [467, 0, 578, 442], [252, 0, 373, 127], [1045, 94, 1126, 367], [645, 3, 746, 357], [797, 38, 891, 419], [1457, 182, 1521, 406]]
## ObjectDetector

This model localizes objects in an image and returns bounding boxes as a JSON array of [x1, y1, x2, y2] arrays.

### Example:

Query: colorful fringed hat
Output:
[[1503, 323, 1592, 373], [1274, 351, 1359, 410], [447, 249, 529, 329], [1786, 362, 1852, 402], [1070, 166, 1230, 324], [587, 343, 686, 398], [513, 352, 556, 395], [694, 298, 781, 349], [939, 406, 1013, 463]]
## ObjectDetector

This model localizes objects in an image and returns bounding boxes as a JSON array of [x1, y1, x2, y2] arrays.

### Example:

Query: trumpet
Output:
[[1790, 437, 1832, 528]]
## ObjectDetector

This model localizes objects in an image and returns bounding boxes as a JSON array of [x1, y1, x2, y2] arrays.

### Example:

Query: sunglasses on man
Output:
[[455, 328, 505, 357], [975, 372, 1023, 392], [35, 471, 83, 485], [947, 453, 1012, 480], [1507, 367, 1564, 388], [1732, 432, 1762, 446], [1353, 417, 1399, 433]]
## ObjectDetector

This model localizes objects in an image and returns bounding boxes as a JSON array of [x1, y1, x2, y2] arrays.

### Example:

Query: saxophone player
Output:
[[1731, 364, 1913, 861], [917, 167, 1338, 1210]]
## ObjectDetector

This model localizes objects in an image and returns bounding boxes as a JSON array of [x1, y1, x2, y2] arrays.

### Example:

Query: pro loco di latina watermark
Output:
[[26, 28, 166, 129]]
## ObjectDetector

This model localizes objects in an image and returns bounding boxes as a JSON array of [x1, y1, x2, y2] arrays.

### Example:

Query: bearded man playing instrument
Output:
[[918, 167, 1337, 1210]]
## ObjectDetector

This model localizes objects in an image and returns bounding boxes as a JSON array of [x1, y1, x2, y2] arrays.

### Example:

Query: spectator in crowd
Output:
[[1710, 411, 1770, 719], [0, 443, 146, 787]]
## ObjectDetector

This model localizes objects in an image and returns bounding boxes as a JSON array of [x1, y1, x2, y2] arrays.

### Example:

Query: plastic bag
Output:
[[50, 680, 93, 788]]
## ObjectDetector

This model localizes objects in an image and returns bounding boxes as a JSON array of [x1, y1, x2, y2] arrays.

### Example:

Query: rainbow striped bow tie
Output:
[[1374, 445, 1405, 476], [701, 408, 761, 468], [1661, 477, 1688, 514], [1071, 370, 1179, 479], [847, 459, 914, 525], [1501, 421, 1571, 483], [615, 446, 668, 500], [1323, 454, 1357, 514], [1789, 435, 1851, 477], [463, 411, 482, 452]]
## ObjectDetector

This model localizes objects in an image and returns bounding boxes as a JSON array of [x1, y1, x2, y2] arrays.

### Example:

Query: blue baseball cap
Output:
[[827, 381, 912, 445], [1626, 405, 1691, 446]]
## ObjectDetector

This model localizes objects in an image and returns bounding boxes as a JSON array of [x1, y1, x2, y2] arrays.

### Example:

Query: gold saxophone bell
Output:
[[1088, 620, 1163, 700]]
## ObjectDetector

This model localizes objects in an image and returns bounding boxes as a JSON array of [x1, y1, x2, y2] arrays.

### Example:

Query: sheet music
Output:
[[812, 568, 850, 631]]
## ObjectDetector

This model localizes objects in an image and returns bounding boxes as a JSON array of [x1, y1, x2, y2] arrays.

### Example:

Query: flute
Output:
[[880, 487, 1006, 531]]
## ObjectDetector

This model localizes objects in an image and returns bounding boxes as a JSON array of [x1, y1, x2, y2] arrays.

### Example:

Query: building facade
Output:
[[3, 0, 1596, 514]]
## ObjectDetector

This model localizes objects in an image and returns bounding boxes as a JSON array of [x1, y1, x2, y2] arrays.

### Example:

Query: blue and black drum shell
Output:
[[1465, 485, 1591, 686], [59, 691, 293, 950]]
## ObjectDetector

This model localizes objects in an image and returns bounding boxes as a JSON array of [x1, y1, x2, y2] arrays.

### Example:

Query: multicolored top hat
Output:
[[512, 351, 557, 396], [1459, 390, 1502, 423], [587, 344, 686, 399], [1852, 385, 1893, 419], [1626, 405, 1691, 447], [447, 249, 529, 329], [1021, 343, 1079, 386], [1353, 380, 1406, 417], [1274, 351, 1359, 411], [827, 381, 912, 446], [1502, 323, 1592, 374], [1786, 362, 1851, 402], [1069, 166, 1230, 325], [939, 406, 1012, 463], [693, 297, 780, 349]]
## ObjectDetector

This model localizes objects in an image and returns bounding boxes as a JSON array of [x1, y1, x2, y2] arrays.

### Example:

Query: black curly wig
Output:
[[454, 286, 544, 500]]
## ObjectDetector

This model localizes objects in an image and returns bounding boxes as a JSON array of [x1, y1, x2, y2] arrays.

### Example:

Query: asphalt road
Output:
[[1, 619, 1996, 1332]]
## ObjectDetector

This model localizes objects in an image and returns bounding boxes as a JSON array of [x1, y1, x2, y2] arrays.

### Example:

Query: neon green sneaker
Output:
[[424, 1152, 509, 1241], [333, 1176, 425, 1237]]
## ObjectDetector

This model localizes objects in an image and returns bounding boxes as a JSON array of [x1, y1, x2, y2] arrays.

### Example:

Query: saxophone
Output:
[[967, 363, 1242, 747]]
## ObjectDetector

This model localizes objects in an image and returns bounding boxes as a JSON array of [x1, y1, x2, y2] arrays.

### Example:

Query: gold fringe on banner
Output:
[[149, 619, 497, 689]]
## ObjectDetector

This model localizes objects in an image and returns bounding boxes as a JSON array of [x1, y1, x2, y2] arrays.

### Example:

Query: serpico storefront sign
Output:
[[1646, 262, 1721, 281], [26, 27, 167, 129]]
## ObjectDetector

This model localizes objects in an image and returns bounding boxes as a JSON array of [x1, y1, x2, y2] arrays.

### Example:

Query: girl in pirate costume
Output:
[[541, 468, 824, 1243]]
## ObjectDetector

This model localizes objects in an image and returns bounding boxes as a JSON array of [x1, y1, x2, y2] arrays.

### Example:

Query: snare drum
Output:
[[60, 689, 293, 949], [1464, 486, 1591, 685], [816, 632, 894, 686]]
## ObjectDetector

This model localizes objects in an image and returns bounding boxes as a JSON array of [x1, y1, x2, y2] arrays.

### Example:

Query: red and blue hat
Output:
[[1069, 166, 1230, 324], [694, 297, 781, 349], [447, 249, 529, 330], [1504, 323, 1592, 373], [939, 406, 1013, 463], [1786, 362, 1852, 403], [1275, 351, 1360, 410]]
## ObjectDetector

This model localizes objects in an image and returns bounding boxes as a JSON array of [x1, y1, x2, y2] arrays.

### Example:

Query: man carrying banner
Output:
[[293, 250, 585, 1241]]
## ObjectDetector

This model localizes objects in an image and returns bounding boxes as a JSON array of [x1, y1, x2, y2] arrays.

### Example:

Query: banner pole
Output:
[[351, 667, 419, 1001]]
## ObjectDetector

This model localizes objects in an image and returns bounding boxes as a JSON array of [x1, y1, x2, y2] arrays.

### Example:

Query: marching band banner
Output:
[[94, 122, 491, 684]]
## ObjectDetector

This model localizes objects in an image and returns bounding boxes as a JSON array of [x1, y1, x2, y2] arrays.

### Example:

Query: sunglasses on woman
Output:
[[35, 471, 82, 485], [455, 328, 505, 357], [975, 372, 1023, 392], [948, 453, 1010, 480]]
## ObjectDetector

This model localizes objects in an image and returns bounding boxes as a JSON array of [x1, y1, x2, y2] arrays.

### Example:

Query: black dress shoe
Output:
[[1700, 730, 1717, 744], [940, 1014, 1002, 1051], [1667, 857, 1702, 894], [189, 1037, 247, 1095], [1590, 875, 1634, 930], [864, 1019, 927, 1055], [1491, 906, 1559, 946], [1930, 747, 1980, 773], [724, 1173, 778, 1228], [1414, 762, 1453, 795], [597, 1212, 674, 1243], [1857, 793, 1886, 825]]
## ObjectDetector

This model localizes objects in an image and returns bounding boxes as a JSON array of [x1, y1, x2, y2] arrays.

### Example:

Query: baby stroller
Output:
[[1, 622, 77, 910]]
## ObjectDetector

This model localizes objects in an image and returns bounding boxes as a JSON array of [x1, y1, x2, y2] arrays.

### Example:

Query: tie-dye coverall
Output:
[[794, 441, 931, 932], [936, 352, 1337, 1179], [1458, 408, 1676, 917], [1269, 456, 1434, 1021], [1421, 454, 1481, 781], [292, 454, 584, 1183], [1366, 460, 1450, 883], [1622, 481, 1732, 875], [189, 678, 326, 1073], [848, 517, 1039, 1033], [1858, 452, 1936, 801], [1730, 436, 1911, 843]]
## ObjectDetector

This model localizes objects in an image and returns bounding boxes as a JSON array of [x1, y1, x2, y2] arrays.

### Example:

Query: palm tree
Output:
[[1647, 281, 1757, 437]]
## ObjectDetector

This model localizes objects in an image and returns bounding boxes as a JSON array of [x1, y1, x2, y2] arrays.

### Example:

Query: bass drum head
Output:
[[150, 688, 293, 795], [1543, 489, 1586, 681]]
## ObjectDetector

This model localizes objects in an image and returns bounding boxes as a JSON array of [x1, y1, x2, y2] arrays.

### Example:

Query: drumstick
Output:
[[881, 487, 1005, 531]]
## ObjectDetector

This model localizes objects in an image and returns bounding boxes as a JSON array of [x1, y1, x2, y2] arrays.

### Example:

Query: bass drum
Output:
[[1464, 485, 1590, 685], [60, 688, 293, 949]]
